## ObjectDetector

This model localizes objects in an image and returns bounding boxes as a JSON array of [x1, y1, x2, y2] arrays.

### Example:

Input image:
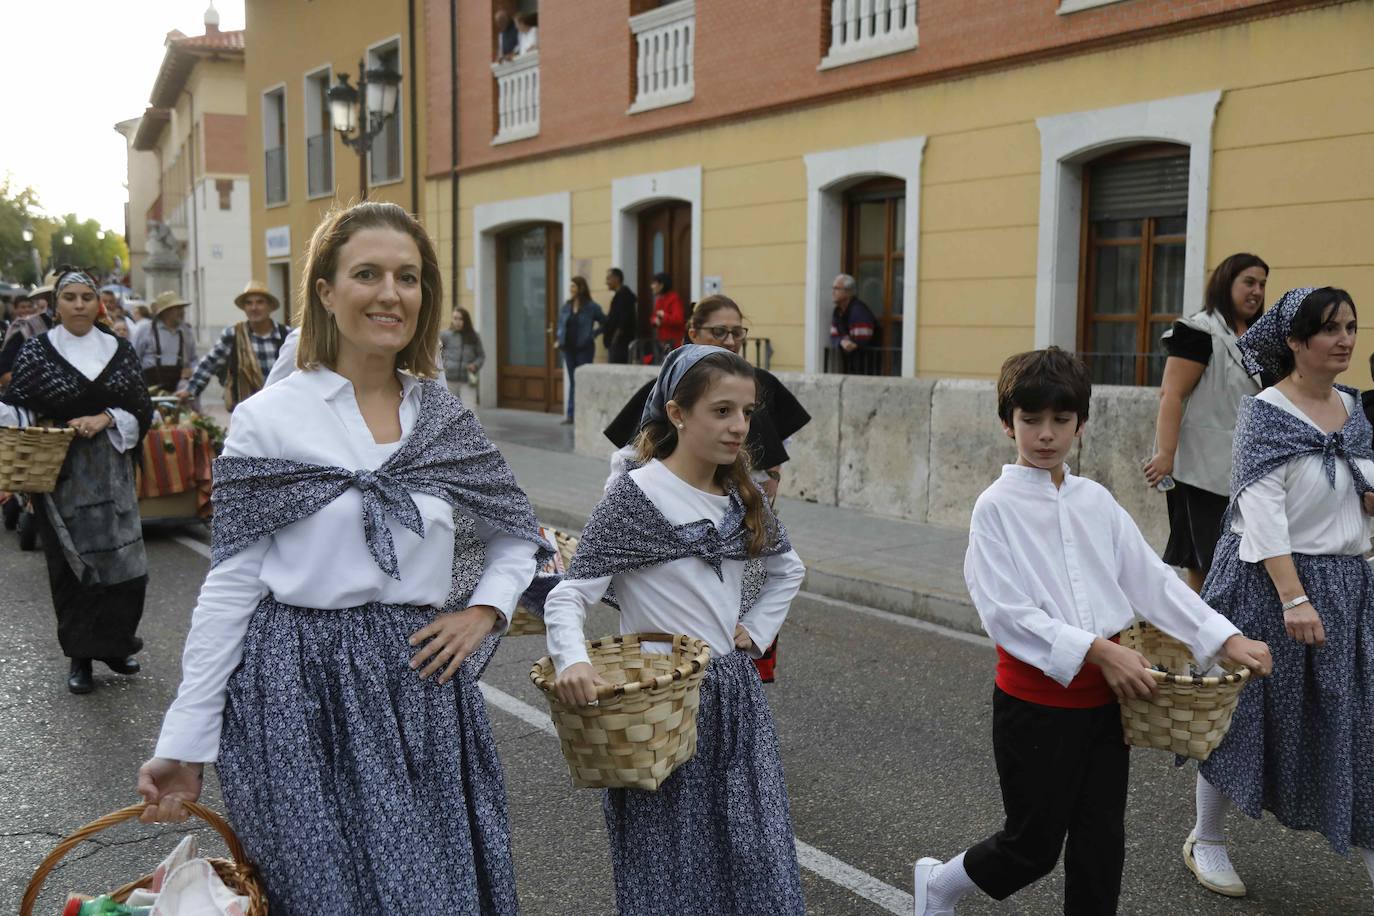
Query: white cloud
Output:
[[1, 1, 247, 233]]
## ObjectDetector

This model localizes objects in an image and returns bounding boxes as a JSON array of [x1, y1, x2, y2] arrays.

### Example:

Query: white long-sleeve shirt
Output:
[[543, 459, 806, 675], [264, 326, 300, 387], [0, 325, 140, 452], [1232, 386, 1374, 562], [155, 367, 538, 762], [965, 464, 1239, 687]]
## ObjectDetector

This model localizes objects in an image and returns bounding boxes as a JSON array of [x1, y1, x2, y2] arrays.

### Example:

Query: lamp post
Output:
[[20, 225, 40, 285], [326, 59, 402, 200]]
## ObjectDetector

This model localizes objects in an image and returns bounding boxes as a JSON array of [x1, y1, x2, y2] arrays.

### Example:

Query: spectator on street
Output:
[[1144, 253, 1269, 592], [0, 285, 56, 384], [650, 272, 684, 363], [440, 306, 485, 405], [134, 291, 197, 393], [603, 267, 637, 364], [557, 275, 604, 424], [829, 273, 878, 374], [515, 11, 538, 55], [494, 7, 519, 60], [181, 280, 291, 412], [129, 302, 153, 337]]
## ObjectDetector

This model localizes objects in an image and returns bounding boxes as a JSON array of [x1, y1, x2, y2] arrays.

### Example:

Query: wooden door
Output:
[[636, 201, 692, 342], [497, 223, 565, 412]]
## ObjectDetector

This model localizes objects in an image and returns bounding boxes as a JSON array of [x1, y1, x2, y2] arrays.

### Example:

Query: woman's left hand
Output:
[[733, 624, 755, 652], [67, 413, 112, 438], [1362, 491, 1374, 516], [408, 604, 499, 684]]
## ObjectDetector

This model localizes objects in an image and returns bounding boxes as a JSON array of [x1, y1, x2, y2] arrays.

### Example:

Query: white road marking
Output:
[[799, 589, 994, 649], [167, 535, 916, 912], [478, 682, 913, 915]]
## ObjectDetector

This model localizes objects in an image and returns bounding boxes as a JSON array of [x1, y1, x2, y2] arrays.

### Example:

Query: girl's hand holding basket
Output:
[[555, 661, 611, 706], [1220, 634, 1272, 674], [136, 758, 204, 824]]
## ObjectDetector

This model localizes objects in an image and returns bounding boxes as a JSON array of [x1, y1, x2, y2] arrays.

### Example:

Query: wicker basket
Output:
[[0, 426, 76, 493], [21, 802, 268, 916], [531, 632, 710, 790], [1118, 621, 1251, 762], [507, 528, 580, 637]]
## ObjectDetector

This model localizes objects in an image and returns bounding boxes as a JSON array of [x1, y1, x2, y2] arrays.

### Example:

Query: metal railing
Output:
[[306, 134, 332, 197], [1075, 351, 1167, 387], [822, 345, 902, 376], [629, 0, 695, 114], [745, 337, 773, 370], [492, 51, 540, 144], [264, 146, 287, 205]]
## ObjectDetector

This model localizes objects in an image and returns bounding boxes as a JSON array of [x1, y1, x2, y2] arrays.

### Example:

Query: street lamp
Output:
[[21, 224, 39, 283], [96, 230, 106, 241], [62, 233, 73, 246], [327, 59, 402, 200]]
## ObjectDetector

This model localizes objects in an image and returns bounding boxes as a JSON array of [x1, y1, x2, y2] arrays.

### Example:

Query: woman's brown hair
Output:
[[296, 201, 443, 377], [1204, 252, 1269, 333], [569, 275, 592, 305], [630, 350, 773, 556]]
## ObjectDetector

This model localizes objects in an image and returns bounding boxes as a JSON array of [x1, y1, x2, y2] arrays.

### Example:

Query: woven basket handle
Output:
[[20, 801, 248, 916]]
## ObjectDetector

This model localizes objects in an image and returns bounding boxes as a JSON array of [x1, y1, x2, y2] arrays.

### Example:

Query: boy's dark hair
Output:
[[1277, 287, 1357, 379], [996, 346, 1092, 427]]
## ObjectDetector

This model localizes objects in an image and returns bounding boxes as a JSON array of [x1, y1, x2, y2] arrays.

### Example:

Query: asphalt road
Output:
[[1, 521, 1370, 914]]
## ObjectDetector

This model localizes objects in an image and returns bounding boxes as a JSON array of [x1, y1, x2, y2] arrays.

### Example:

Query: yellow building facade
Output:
[[424, 2, 1373, 405], [244, 0, 426, 321]]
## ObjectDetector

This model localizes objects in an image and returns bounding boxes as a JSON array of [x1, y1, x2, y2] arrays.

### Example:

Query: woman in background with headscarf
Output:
[[0, 268, 153, 693], [1185, 287, 1374, 899]]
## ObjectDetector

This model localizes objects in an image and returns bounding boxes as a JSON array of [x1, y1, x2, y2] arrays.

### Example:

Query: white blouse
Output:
[[1232, 387, 1374, 562], [965, 465, 1240, 687], [155, 368, 539, 762], [543, 459, 806, 675], [0, 326, 140, 452]]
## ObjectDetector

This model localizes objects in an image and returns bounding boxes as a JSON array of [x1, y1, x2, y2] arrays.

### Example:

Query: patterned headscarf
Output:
[[55, 269, 99, 297], [638, 343, 720, 430], [1236, 286, 1317, 379]]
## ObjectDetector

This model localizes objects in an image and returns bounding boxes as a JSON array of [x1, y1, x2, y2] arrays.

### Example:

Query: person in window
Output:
[[136, 201, 545, 913], [829, 273, 878, 374], [649, 272, 684, 364], [0, 268, 154, 694], [557, 276, 604, 425], [1187, 287, 1374, 899], [515, 11, 538, 55], [181, 281, 290, 412], [603, 267, 638, 365], [134, 290, 197, 393], [494, 7, 519, 61], [1144, 253, 1269, 592]]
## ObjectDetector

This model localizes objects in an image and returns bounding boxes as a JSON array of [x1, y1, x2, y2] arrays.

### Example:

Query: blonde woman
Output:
[[137, 202, 547, 913]]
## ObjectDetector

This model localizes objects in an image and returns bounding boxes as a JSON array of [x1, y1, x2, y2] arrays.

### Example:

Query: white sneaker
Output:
[[1184, 829, 1247, 897], [913, 857, 954, 915]]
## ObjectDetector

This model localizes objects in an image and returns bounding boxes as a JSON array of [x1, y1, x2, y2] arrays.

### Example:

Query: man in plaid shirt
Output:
[[180, 281, 289, 411]]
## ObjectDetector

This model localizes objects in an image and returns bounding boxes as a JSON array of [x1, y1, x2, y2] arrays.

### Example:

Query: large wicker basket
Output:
[[531, 632, 710, 790], [1118, 621, 1251, 762], [21, 801, 267, 916], [507, 528, 579, 637], [0, 425, 76, 493]]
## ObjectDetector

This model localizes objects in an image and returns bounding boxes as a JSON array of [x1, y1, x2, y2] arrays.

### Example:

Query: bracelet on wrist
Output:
[[1281, 595, 1310, 611]]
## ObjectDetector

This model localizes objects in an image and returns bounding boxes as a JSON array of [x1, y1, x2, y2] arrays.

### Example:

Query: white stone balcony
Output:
[[628, 0, 695, 115], [492, 50, 540, 144], [820, 0, 919, 70]]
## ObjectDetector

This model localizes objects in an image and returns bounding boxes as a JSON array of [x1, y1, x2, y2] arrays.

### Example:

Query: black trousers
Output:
[[964, 687, 1129, 915]]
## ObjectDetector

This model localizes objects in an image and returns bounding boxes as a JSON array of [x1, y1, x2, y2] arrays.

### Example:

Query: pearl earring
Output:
[[677, 423, 684, 430]]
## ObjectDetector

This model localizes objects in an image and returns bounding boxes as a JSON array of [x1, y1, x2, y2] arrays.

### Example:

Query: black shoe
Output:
[[67, 659, 94, 694], [99, 655, 141, 675]]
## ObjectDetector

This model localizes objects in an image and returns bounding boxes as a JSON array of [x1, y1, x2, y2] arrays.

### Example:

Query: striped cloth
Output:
[[137, 427, 214, 517]]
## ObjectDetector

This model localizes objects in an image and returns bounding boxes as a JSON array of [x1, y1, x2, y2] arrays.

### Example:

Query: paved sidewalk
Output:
[[477, 407, 981, 633]]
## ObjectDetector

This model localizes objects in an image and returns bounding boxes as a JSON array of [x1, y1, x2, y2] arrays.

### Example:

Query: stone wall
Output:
[[573, 365, 1169, 548]]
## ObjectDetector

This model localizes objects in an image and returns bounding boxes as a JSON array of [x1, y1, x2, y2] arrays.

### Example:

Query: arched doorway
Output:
[[839, 177, 905, 375], [635, 200, 692, 351], [496, 222, 565, 412]]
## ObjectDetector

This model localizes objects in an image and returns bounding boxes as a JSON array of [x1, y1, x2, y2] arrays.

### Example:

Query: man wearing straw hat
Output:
[[134, 291, 198, 392], [181, 281, 289, 411]]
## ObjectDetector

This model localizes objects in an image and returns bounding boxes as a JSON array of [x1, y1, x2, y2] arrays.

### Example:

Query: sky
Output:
[[1, 1, 247, 234]]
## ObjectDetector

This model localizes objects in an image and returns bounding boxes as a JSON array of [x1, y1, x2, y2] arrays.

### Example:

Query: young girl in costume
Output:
[[542, 343, 807, 915]]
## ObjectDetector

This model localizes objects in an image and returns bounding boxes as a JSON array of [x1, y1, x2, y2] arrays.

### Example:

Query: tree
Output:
[[0, 175, 128, 286]]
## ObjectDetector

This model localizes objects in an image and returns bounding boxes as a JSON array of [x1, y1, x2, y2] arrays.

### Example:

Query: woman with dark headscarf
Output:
[[0, 268, 154, 693], [649, 272, 684, 363], [1185, 287, 1374, 898]]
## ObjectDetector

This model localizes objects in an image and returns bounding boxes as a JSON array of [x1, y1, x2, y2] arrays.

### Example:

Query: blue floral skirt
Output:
[[217, 596, 517, 915], [1199, 533, 1374, 854], [602, 650, 805, 915]]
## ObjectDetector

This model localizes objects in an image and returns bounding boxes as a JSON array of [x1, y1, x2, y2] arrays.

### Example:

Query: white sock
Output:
[[1360, 848, 1374, 888], [927, 850, 978, 910], [1194, 775, 1230, 842]]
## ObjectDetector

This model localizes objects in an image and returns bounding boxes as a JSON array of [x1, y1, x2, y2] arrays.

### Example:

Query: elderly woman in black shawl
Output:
[[0, 268, 153, 694], [1186, 287, 1374, 898]]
